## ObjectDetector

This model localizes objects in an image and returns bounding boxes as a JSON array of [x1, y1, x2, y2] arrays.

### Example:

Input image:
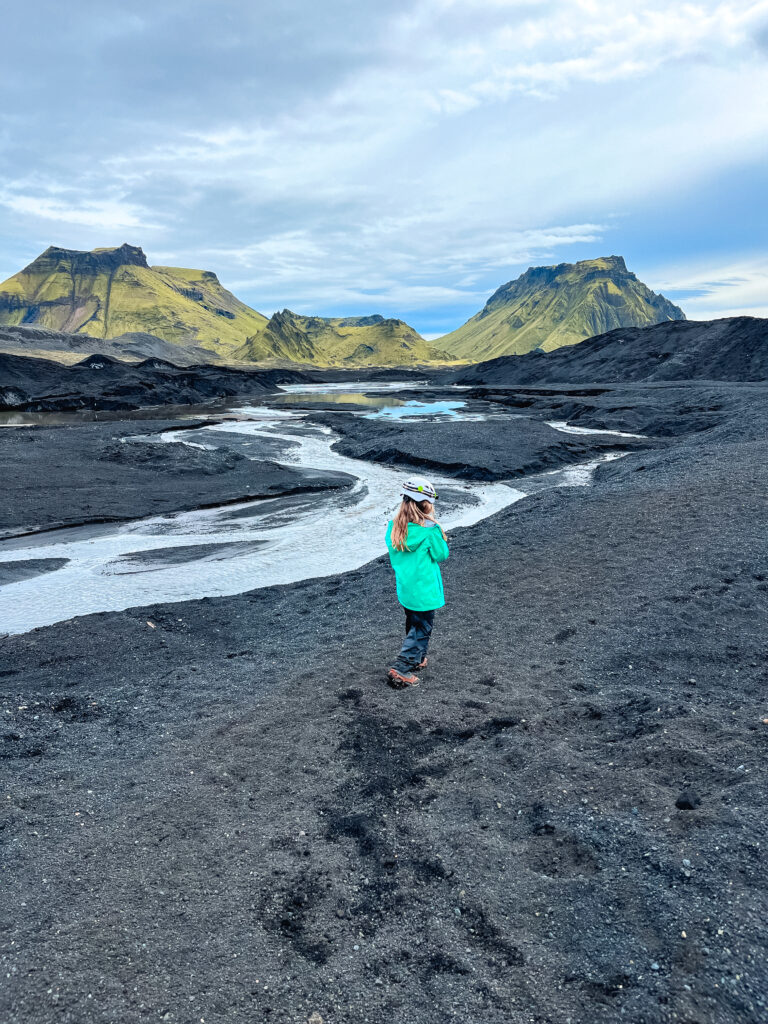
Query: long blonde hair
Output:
[[391, 496, 435, 551]]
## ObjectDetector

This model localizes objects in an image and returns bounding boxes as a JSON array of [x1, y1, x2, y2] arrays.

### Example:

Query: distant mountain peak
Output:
[[239, 308, 450, 366], [441, 256, 685, 360]]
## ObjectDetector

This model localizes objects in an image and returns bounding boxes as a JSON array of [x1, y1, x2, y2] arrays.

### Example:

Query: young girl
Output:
[[385, 476, 449, 689]]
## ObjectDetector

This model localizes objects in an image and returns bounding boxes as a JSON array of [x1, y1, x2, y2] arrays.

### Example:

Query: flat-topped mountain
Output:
[[439, 256, 685, 360], [453, 316, 768, 385], [237, 309, 452, 366], [0, 244, 269, 359]]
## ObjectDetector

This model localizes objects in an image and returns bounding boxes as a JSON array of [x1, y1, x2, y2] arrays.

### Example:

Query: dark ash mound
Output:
[[310, 412, 650, 479], [459, 380, 766, 440], [454, 316, 768, 385], [0, 351, 309, 412], [99, 438, 250, 475]]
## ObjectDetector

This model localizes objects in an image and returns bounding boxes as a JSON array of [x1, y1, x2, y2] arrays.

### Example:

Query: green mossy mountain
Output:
[[236, 309, 452, 366], [0, 244, 448, 366], [0, 244, 269, 359], [439, 256, 685, 360]]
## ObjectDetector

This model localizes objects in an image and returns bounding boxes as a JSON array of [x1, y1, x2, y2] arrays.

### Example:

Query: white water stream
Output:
[[0, 398, 623, 636]]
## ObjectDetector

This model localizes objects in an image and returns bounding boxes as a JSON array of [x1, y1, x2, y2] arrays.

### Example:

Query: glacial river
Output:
[[0, 386, 624, 635]]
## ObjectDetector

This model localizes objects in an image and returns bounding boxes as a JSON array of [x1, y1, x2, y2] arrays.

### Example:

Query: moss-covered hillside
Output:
[[0, 245, 268, 359], [439, 256, 685, 360], [0, 245, 450, 365], [236, 309, 453, 366]]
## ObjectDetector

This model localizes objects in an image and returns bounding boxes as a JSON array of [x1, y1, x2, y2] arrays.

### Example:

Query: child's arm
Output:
[[424, 514, 448, 542], [428, 527, 449, 563]]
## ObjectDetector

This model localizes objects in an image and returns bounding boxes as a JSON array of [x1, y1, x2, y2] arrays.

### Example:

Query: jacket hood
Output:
[[402, 521, 435, 549]]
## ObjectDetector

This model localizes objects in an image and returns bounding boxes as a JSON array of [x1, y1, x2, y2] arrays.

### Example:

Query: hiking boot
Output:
[[387, 667, 420, 689]]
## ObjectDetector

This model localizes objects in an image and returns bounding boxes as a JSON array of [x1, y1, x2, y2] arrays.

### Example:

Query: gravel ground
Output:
[[1, 383, 767, 1024]]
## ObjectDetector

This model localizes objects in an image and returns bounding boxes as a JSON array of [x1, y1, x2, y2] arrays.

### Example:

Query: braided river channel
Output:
[[0, 384, 626, 635]]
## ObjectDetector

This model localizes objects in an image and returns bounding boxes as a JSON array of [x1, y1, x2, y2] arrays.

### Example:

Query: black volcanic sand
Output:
[[457, 380, 768, 441], [309, 409, 652, 479], [0, 419, 353, 537], [0, 558, 69, 585], [2, 385, 768, 1024]]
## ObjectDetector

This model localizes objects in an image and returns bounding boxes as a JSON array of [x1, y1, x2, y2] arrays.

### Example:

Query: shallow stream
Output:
[[0, 385, 625, 635]]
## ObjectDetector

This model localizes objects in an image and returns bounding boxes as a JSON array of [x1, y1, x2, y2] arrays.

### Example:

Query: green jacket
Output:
[[385, 520, 450, 611]]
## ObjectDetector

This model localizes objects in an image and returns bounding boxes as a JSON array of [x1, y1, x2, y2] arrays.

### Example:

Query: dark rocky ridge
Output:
[[453, 316, 768, 385], [21, 242, 149, 276], [0, 323, 222, 365], [0, 350, 309, 411]]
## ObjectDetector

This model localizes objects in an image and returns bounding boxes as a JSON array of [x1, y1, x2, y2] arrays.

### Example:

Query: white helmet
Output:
[[402, 476, 438, 502]]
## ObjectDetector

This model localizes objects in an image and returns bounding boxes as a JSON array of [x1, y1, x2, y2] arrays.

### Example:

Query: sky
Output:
[[1, 0, 767, 337]]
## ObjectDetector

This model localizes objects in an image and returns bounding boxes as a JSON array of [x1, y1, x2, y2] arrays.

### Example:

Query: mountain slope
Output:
[[453, 317, 768, 385], [236, 309, 453, 366], [0, 244, 268, 359], [0, 245, 446, 366], [440, 256, 685, 360], [0, 323, 222, 366]]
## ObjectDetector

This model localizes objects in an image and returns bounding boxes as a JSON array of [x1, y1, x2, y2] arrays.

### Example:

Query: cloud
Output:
[[0, 188, 155, 232], [654, 258, 768, 319], [0, 1, 766, 329]]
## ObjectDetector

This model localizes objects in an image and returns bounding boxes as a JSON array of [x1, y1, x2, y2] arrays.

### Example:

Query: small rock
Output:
[[651, 962, 660, 971], [675, 789, 701, 811], [308, 1014, 323, 1024], [682, 858, 691, 868]]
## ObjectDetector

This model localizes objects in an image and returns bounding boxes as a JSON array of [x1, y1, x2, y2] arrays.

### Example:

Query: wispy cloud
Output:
[[0, 188, 155, 232], [655, 258, 768, 319]]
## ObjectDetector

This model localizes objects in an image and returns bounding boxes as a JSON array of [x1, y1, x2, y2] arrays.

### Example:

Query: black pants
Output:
[[392, 608, 435, 674]]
